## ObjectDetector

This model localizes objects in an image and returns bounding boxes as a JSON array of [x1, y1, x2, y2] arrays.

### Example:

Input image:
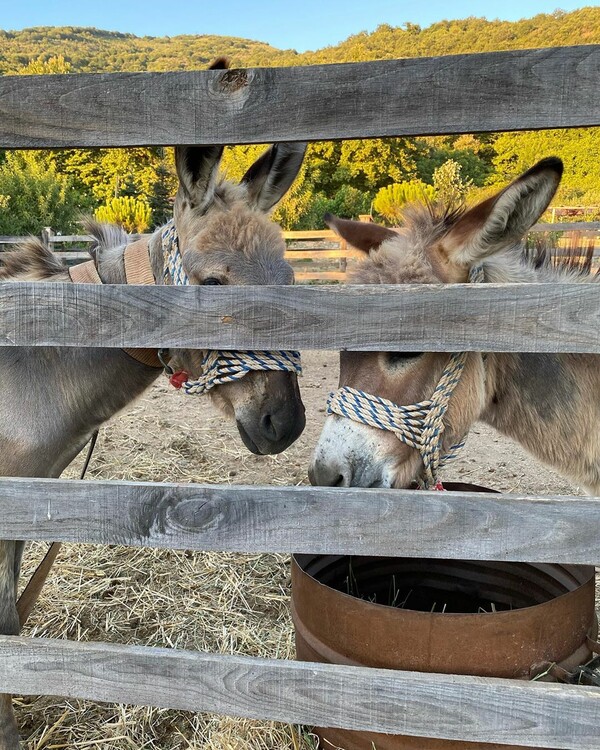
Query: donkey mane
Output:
[[0, 220, 132, 284], [83, 218, 129, 257], [0, 238, 67, 281]]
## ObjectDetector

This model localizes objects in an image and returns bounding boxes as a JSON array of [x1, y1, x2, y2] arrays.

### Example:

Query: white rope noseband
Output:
[[161, 221, 301, 395], [327, 352, 468, 490], [326, 267, 484, 490]]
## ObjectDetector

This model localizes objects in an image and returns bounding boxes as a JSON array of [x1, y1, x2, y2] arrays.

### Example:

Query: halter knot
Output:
[[160, 221, 302, 394]]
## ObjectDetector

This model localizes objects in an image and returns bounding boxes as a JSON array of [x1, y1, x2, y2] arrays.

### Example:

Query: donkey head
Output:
[[310, 157, 563, 487], [168, 140, 307, 455]]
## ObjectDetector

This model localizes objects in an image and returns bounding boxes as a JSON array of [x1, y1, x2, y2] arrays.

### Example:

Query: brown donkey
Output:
[[310, 157, 600, 495], [0, 138, 306, 748]]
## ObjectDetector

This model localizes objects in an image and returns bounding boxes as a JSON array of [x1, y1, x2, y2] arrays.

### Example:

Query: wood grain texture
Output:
[[283, 230, 340, 240], [0, 636, 598, 748], [285, 250, 359, 260], [1, 46, 600, 148], [0, 477, 598, 563], [0, 237, 28, 245], [530, 222, 600, 232], [294, 271, 346, 281], [0, 282, 599, 352]]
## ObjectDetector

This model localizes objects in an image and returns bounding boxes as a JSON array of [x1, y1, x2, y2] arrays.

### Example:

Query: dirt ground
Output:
[[15, 350, 593, 749]]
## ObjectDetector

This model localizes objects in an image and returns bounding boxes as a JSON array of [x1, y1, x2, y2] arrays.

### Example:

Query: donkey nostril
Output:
[[260, 413, 278, 442], [310, 460, 352, 487]]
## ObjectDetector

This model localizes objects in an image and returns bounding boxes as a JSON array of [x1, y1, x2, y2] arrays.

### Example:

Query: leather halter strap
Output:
[[68, 240, 163, 369]]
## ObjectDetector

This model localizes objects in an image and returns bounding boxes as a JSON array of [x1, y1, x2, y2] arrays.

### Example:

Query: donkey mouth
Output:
[[236, 422, 263, 455], [236, 413, 305, 455]]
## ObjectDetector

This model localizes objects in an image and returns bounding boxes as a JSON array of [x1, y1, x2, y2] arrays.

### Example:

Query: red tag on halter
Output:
[[169, 370, 189, 389]]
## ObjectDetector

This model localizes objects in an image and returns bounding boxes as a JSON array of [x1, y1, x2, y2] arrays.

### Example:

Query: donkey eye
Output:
[[387, 352, 423, 365], [203, 277, 222, 286]]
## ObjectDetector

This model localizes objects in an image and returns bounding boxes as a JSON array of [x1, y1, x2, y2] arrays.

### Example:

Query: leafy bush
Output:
[[373, 181, 436, 224], [432, 160, 472, 206], [95, 196, 151, 233], [292, 186, 372, 230], [0, 151, 83, 235]]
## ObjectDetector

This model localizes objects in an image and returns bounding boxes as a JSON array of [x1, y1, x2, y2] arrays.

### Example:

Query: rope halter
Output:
[[326, 266, 483, 490], [327, 352, 468, 490], [160, 221, 301, 395]]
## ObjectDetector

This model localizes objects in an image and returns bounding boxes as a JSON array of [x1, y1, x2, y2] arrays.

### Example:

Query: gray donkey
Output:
[[0, 137, 306, 747], [310, 157, 600, 494]]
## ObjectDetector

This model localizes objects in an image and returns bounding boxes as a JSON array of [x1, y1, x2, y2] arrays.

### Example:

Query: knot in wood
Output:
[[219, 69, 249, 93]]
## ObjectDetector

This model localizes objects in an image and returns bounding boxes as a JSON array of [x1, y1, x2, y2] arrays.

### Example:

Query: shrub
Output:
[[95, 196, 152, 233], [373, 181, 436, 224], [0, 151, 82, 235]]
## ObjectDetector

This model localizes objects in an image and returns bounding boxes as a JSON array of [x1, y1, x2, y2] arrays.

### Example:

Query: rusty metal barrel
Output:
[[291, 485, 597, 750]]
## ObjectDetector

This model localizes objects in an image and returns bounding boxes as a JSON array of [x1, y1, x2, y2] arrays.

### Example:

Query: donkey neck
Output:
[[0, 232, 169, 479], [95, 228, 165, 285], [480, 351, 600, 492]]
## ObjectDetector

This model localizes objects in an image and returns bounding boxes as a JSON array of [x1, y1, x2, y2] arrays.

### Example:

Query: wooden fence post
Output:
[[40, 227, 53, 252]]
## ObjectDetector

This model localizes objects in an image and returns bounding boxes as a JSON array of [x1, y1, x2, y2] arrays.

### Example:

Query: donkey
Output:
[[310, 157, 600, 495], [0, 138, 306, 748]]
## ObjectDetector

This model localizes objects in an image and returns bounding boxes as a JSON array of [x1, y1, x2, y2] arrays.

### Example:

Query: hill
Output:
[[0, 8, 599, 74], [1, 9, 599, 234]]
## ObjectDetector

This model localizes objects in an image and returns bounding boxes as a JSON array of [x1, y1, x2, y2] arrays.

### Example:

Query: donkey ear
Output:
[[174, 145, 224, 213], [324, 213, 397, 254], [242, 142, 307, 211], [443, 157, 563, 266], [208, 57, 229, 70]]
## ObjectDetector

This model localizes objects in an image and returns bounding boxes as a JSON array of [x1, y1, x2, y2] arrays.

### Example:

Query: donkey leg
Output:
[[0, 541, 22, 750]]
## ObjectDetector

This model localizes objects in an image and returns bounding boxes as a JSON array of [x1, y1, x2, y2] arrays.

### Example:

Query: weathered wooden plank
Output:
[[49, 235, 95, 243], [1, 46, 600, 148], [0, 282, 598, 352], [0, 237, 27, 245], [283, 230, 339, 240], [0, 478, 599, 564], [53, 251, 91, 261], [0, 636, 597, 749], [530, 222, 600, 233], [286, 250, 360, 260], [294, 271, 346, 281]]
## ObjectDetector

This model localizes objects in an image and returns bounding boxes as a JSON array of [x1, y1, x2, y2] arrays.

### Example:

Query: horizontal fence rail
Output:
[[0, 45, 599, 148], [530, 221, 600, 232], [0, 637, 598, 750], [0, 478, 599, 563], [0, 282, 599, 352], [1, 223, 597, 248]]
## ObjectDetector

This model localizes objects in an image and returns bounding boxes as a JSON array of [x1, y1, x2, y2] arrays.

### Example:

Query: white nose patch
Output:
[[311, 415, 399, 487]]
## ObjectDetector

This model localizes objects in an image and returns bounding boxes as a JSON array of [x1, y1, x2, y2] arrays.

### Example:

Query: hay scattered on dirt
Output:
[[13, 352, 598, 749], [16, 377, 322, 750]]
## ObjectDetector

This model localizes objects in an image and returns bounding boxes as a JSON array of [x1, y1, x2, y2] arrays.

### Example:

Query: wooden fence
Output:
[[0, 229, 359, 281], [0, 46, 599, 749], [2, 221, 599, 282]]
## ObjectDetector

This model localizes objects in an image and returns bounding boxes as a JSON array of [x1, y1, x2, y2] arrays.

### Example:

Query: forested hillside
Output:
[[1, 8, 599, 72], [0, 8, 599, 234]]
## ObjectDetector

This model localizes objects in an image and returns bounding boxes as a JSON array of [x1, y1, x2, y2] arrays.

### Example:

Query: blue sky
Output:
[[1, 1, 590, 52]]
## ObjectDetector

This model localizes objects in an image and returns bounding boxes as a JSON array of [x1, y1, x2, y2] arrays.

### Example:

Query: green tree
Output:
[[0, 151, 82, 234], [148, 159, 176, 227], [15, 54, 72, 75], [414, 136, 492, 187], [491, 128, 600, 207], [432, 160, 472, 206]]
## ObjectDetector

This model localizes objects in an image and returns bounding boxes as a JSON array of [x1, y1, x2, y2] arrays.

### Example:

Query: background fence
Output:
[[0, 45, 599, 749], [2, 221, 599, 282]]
